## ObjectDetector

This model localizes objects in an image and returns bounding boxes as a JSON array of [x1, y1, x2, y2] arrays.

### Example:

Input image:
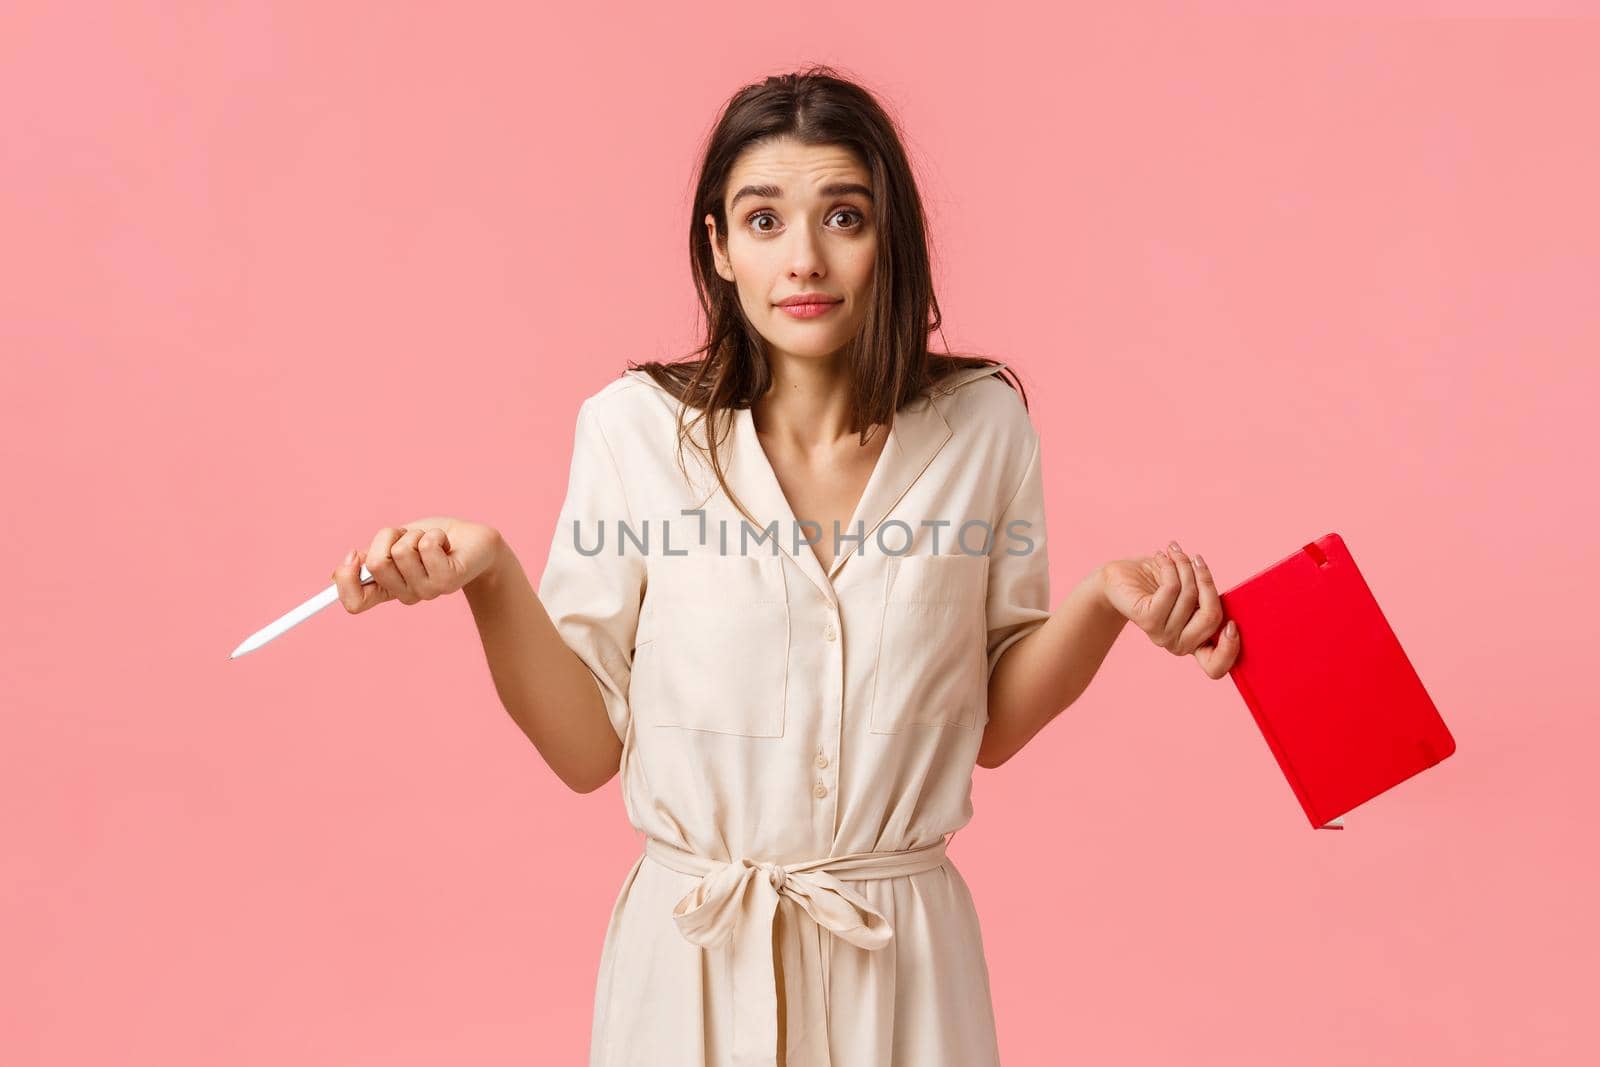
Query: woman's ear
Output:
[[704, 213, 734, 283]]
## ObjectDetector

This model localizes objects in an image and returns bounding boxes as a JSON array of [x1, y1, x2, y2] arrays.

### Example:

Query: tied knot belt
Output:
[[644, 835, 952, 1067]]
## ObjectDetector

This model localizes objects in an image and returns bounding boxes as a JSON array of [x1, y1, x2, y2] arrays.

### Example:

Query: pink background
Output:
[[4, 3, 1595, 1064]]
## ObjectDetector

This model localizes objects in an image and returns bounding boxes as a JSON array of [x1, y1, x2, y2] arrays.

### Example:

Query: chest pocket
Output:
[[633, 554, 790, 737], [867, 553, 989, 733]]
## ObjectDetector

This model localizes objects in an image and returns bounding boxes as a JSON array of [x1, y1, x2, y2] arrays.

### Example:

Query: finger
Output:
[[389, 527, 430, 601], [353, 549, 391, 612], [417, 527, 456, 586], [366, 527, 415, 604], [1194, 619, 1242, 679], [1173, 552, 1224, 656], [331, 549, 363, 612], [1142, 550, 1182, 648], [332, 548, 387, 613], [1160, 541, 1198, 648]]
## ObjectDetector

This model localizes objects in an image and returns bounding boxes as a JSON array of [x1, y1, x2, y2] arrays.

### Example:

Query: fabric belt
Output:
[[643, 835, 952, 1067]]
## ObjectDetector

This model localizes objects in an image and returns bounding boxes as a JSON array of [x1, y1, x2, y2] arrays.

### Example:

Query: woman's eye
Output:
[[746, 208, 864, 234]]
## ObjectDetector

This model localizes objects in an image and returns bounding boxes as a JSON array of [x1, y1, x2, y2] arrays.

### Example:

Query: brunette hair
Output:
[[628, 64, 1027, 517]]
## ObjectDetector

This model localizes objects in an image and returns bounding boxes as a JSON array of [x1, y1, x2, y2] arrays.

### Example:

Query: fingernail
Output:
[[1226, 620, 1238, 637], [1194, 554, 1205, 568], [342, 550, 355, 566]]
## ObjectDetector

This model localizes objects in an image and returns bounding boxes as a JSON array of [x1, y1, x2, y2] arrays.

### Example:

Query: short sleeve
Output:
[[536, 398, 646, 745], [986, 427, 1051, 678]]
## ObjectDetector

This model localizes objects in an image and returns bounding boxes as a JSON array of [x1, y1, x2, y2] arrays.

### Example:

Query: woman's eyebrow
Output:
[[729, 181, 873, 210]]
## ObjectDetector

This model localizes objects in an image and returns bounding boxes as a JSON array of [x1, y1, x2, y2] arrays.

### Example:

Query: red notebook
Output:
[[1219, 533, 1454, 830]]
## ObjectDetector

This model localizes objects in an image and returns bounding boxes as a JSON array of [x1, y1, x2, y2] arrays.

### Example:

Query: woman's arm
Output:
[[978, 564, 1125, 769], [463, 533, 623, 794], [978, 544, 1241, 769]]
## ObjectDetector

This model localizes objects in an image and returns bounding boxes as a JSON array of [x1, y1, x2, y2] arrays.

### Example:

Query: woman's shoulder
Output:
[[925, 360, 1036, 441], [576, 368, 692, 426], [567, 368, 719, 478], [926, 359, 1008, 396]]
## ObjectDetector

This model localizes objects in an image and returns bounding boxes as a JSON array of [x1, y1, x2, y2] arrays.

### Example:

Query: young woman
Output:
[[331, 68, 1241, 1067]]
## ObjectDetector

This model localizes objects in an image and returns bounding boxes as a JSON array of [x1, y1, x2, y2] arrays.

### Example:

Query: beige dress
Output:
[[537, 362, 1052, 1066]]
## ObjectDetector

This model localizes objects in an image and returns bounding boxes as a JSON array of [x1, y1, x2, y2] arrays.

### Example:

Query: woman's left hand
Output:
[[1102, 541, 1241, 679]]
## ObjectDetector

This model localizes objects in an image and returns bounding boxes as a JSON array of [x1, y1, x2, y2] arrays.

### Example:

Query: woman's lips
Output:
[[778, 300, 841, 319]]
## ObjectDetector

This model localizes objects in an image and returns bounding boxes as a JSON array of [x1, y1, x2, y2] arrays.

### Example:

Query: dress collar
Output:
[[623, 362, 1005, 604]]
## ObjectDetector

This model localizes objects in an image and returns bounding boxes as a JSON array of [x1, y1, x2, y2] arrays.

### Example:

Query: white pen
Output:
[[229, 564, 377, 659]]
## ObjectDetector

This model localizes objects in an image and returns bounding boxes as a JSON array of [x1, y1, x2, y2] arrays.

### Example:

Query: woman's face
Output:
[[706, 138, 877, 371]]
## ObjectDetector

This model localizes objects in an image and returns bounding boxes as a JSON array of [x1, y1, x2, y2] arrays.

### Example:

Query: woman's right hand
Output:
[[331, 517, 504, 614]]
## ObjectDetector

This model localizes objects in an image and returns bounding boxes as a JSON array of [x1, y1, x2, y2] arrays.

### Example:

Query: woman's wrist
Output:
[[465, 529, 516, 599], [1092, 561, 1131, 629]]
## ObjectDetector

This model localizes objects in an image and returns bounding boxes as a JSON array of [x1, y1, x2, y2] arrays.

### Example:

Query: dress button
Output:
[[815, 753, 829, 769], [813, 781, 828, 798], [824, 621, 837, 641]]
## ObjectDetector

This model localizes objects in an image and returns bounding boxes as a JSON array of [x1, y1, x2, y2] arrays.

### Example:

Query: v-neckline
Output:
[[741, 406, 898, 587], [630, 365, 983, 607]]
